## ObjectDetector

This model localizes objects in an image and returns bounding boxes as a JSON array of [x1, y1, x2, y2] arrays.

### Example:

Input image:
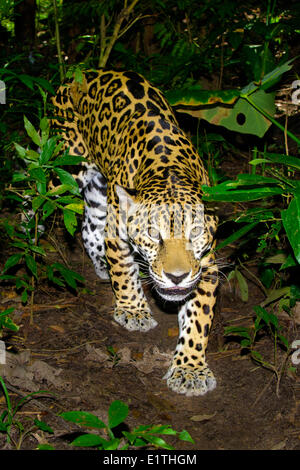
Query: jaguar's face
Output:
[[116, 185, 215, 301]]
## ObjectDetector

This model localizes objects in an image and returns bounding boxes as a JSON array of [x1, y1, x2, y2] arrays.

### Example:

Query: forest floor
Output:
[[0, 223, 300, 451]]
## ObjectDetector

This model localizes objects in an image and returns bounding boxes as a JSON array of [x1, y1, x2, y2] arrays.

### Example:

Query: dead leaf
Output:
[[49, 325, 65, 333], [271, 439, 287, 450], [190, 411, 217, 422], [168, 327, 179, 337]]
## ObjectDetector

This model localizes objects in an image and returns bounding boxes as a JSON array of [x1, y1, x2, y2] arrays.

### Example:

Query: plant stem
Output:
[[98, 0, 140, 68], [53, 0, 65, 82]]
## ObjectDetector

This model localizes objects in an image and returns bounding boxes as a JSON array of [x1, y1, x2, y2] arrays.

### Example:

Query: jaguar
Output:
[[51, 70, 219, 396]]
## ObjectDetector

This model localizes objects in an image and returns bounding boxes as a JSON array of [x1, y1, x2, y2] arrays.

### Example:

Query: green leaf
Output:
[[251, 350, 263, 362], [215, 222, 258, 250], [63, 209, 78, 236], [25, 254, 37, 278], [261, 153, 300, 171], [60, 411, 106, 429], [54, 168, 79, 194], [46, 184, 76, 196], [34, 419, 54, 434], [64, 202, 84, 214], [42, 200, 56, 219], [261, 286, 290, 307], [235, 269, 248, 302], [71, 433, 106, 447], [24, 116, 41, 146], [3, 253, 23, 272], [202, 184, 283, 202], [224, 326, 251, 340], [29, 167, 47, 184], [253, 305, 270, 325], [39, 137, 57, 165], [281, 192, 300, 263], [166, 85, 274, 137], [14, 142, 27, 158], [52, 155, 86, 167], [40, 117, 50, 146], [108, 400, 129, 429], [142, 434, 174, 450], [32, 195, 45, 212], [178, 429, 195, 443]]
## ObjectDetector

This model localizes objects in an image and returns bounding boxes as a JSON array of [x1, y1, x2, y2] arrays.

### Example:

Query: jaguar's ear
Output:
[[115, 185, 138, 211]]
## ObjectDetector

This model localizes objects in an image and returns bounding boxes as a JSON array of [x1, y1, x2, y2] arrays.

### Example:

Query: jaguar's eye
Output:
[[189, 225, 203, 241], [147, 226, 161, 242]]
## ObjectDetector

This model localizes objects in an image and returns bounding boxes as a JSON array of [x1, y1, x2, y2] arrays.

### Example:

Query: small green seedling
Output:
[[60, 400, 194, 450]]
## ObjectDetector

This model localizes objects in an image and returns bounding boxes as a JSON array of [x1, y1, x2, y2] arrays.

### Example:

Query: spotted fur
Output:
[[52, 70, 219, 396]]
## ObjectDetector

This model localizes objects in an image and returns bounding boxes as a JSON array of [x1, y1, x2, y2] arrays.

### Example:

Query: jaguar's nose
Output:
[[164, 271, 189, 285]]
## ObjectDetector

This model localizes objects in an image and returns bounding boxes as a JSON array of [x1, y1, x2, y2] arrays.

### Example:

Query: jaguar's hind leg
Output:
[[82, 171, 109, 280]]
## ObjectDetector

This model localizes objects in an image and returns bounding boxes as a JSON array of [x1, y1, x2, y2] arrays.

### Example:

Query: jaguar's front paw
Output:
[[163, 365, 216, 396], [114, 308, 158, 332]]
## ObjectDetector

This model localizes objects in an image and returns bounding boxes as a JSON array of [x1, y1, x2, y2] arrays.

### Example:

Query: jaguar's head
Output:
[[116, 185, 217, 301]]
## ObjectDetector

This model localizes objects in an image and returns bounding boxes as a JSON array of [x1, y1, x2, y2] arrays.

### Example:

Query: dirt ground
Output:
[[0, 221, 300, 452]]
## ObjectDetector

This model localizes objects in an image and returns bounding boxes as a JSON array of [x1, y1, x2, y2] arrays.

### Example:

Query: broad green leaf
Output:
[[166, 86, 274, 137], [63, 209, 78, 236], [32, 195, 45, 212], [281, 193, 300, 263], [34, 419, 54, 434], [259, 153, 300, 171], [253, 305, 271, 326], [108, 400, 129, 429], [251, 350, 263, 362], [40, 117, 50, 146], [24, 116, 41, 146], [241, 58, 294, 95], [71, 433, 105, 447], [215, 222, 258, 251], [148, 425, 177, 435], [52, 155, 86, 167], [19, 74, 34, 90], [224, 326, 251, 340], [54, 168, 80, 194], [60, 411, 106, 429], [3, 253, 23, 271], [14, 142, 27, 158], [235, 269, 248, 302], [25, 254, 37, 278], [142, 434, 174, 450], [202, 185, 283, 202], [32, 76, 55, 95], [64, 202, 84, 214], [39, 137, 57, 165], [103, 438, 121, 450], [46, 184, 75, 196], [12, 171, 27, 182], [30, 245, 46, 256], [261, 286, 291, 308], [42, 200, 56, 218], [178, 429, 195, 443], [0, 307, 15, 317], [29, 167, 46, 184]]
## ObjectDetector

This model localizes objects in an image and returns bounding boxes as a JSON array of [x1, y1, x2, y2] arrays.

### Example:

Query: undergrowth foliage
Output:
[[0, 116, 85, 326], [0, 377, 194, 450]]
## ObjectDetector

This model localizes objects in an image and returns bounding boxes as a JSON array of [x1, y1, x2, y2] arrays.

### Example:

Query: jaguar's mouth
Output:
[[155, 285, 193, 301]]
